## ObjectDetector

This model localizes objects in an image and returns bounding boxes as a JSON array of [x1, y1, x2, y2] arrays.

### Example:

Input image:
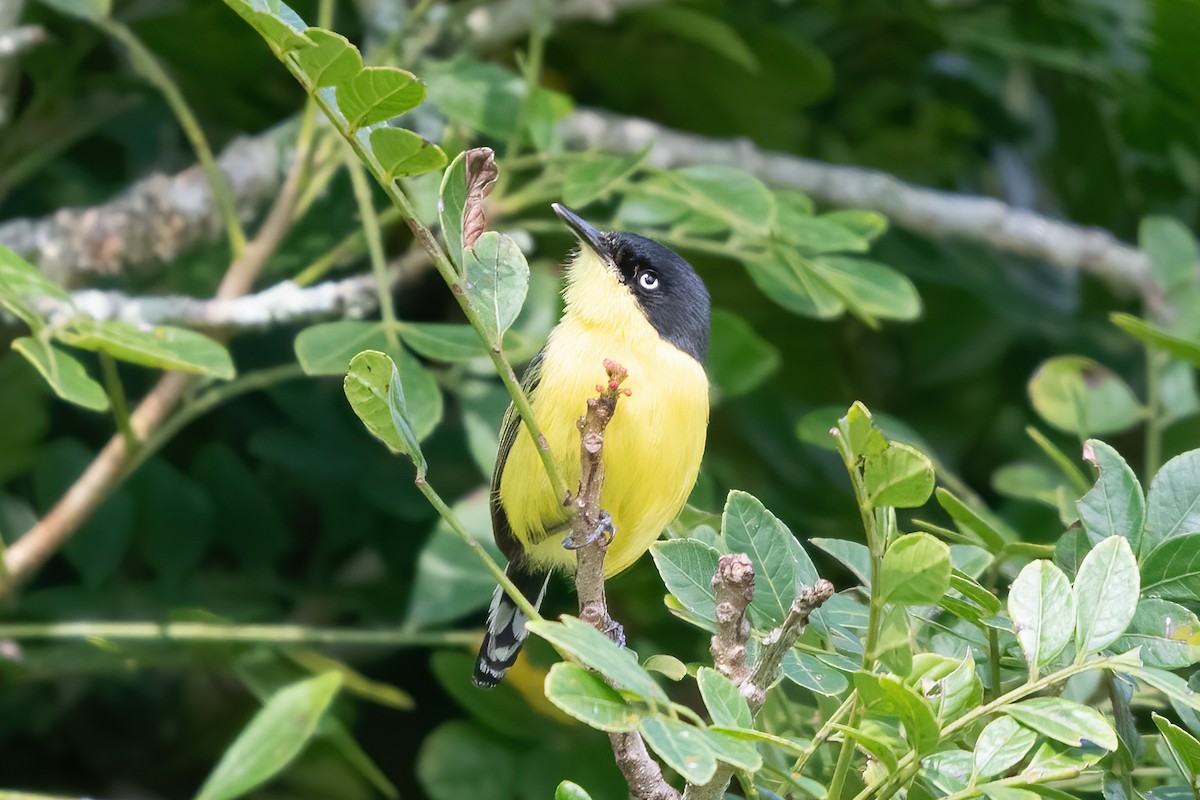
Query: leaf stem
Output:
[[98, 352, 137, 451], [1144, 345, 1166, 483], [789, 691, 857, 777], [825, 707, 863, 800], [286, 54, 570, 505], [99, 19, 246, 259], [413, 478, 542, 621], [987, 627, 1002, 701], [345, 148, 402, 356], [0, 621, 478, 647]]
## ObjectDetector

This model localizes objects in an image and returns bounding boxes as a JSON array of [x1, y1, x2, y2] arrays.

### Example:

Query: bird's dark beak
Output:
[[553, 203, 612, 261]]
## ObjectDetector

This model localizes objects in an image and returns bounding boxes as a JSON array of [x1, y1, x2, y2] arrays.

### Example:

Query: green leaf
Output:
[[1074, 536, 1139, 655], [1111, 313, 1200, 367], [1140, 216, 1199, 291], [59, 319, 234, 379], [438, 150, 469, 262], [336, 66, 424, 130], [1145, 450, 1200, 554], [747, 247, 845, 319], [544, 662, 640, 732], [722, 490, 796, 627], [1153, 712, 1200, 778], [934, 651, 983, 720], [39, 0, 111, 19], [935, 488, 1009, 552], [196, 672, 343, 800], [880, 533, 951, 605], [13, 338, 108, 411], [854, 672, 940, 753], [1141, 533, 1200, 601], [697, 667, 752, 728], [706, 310, 781, 398], [555, 781, 592, 800], [638, 717, 718, 784], [1028, 356, 1142, 437], [416, 721, 518, 800], [295, 322, 441, 439], [292, 28, 361, 87], [562, 149, 649, 208], [0, 245, 70, 332], [1113, 599, 1200, 669], [221, 0, 313, 53], [1004, 697, 1118, 751], [398, 322, 488, 362], [781, 650, 851, 696], [779, 217, 869, 254], [1129, 666, 1200, 713], [649, 539, 721, 619], [369, 127, 447, 179], [920, 749, 973, 794], [823, 210, 888, 241], [813, 256, 922, 326], [643, 655, 688, 681], [993, 462, 1067, 507], [832, 724, 900, 772], [696, 728, 763, 772], [983, 788, 1040, 800], [864, 444, 936, 508], [1008, 560, 1076, 671], [974, 715, 1038, 779], [343, 350, 427, 476], [1077, 439, 1145, 553], [1019, 741, 1106, 779], [527, 616, 668, 704], [635, 6, 758, 71], [810, 538, 871, 586], [462, 231, 529, 347], [672, 165, 774, 233], [286, 650, 412, 710], [423, 57, 524, 140]]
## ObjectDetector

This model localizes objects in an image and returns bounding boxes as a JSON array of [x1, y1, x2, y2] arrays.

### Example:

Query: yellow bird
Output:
[[474, 204, 711, 688]]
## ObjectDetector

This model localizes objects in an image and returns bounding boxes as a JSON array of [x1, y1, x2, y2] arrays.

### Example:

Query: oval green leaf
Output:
[[973, 716, 1038, 779], [462, 231, 529, 347], [13, 337, 109, 412], [1008, 560, 1075, 671], [864, 443, 936, 508], [1077, 439, 1145, 552], [544, 662, 640, 732], [880, 533, 951, 606], [1074, 535, 1139, 655], [1027, 356, 1142, 437], [1004, 696, 1117, 751]]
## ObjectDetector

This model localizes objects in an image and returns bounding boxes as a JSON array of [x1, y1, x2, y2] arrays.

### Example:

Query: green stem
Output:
[[850, 656, 1124, 800], [286, 54, 570, 506], [1144, 345, 1166, 484], [826, 707, 862, 800], [345, 148, 402, 356], [99, 20, 246, 259], [414, 478, 542, 621], [122, 364, 305, 479], [0, 791, 84, 800], [0, 621, 478, 647], [987, 627, 1002, 700], [293, 206, 403, 287], [99, 352, 136, 451], [789, 691, 857, 777], [502, 0, 550, 161], [937, 767, 1084, 800]]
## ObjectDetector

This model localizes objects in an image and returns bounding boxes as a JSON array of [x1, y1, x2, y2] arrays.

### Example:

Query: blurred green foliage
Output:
[[1, 0, 1200, 798]]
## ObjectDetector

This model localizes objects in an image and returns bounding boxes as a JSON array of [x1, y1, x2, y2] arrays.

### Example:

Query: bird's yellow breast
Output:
[[498, 256, 709, 576]]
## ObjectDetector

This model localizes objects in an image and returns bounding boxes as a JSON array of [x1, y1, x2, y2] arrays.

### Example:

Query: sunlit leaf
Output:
[[0, 244, 70, 332], [1008, 560, 1075, 671], [462, 231, 529, 347], [1145, 450, 1200, 554], [292, 27, 361, 87], [814, 256, 922, 326], [638, 717, 718, 784], [697, 667, 752, 728], [1140, 216, 1199, 291], [1141, 533, 1200, 602], [1113, 599, 1200, 669], [196, 672, 343, 800], [649, 539, 721, 619], [1028, 356, 1142, 437], [544, 662, 640, 732], [746, 247, 845, 319], [974, 716, 1038, 778], [1074, 536, 1139, 655], [370, 127, 447, 180], [337, 66, 424, 130], [722, 490, 796, 628], [13, 338, 108, 412], [1004, 697, 1118, 751], [1111, 313, 1200, 367], [221, 0, 313, 53], [527, 616, 668, 704], [879, 533, 951, 605], [864, 443, 935, 508], [59, 319, 234, 379], [1153, 712, 1200, 779], [343, 350, 427, 475]]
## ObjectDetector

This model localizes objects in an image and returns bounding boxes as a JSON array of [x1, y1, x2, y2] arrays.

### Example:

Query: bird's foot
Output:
[[603, 618, 626, 647], [562, 510, 615, 550]]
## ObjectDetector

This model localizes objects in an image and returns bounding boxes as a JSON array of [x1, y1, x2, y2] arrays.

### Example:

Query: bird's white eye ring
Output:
[[638, 271, 659, 291]]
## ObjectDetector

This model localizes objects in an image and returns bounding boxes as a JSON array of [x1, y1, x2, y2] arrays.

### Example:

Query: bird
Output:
[[473, 204, 711, 688]]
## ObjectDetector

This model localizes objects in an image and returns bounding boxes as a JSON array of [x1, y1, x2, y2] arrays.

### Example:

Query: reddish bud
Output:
[[623, 388, 632, 396], [608, 380, 619, 390], [595, 384, 604, 393]]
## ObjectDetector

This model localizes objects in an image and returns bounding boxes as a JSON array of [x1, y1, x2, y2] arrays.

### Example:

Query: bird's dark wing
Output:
[[489, 348, 546, 563]]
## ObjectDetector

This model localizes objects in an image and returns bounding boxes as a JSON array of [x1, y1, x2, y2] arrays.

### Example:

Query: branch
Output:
[[461, 0, 666, 50], [0, 124, 294, 285], [0, 127, 312, 595], [684, 570, 834, 800], [569, 361, 681, 800], [0, 24, 46, 57], [559, 108, 1153, 297], [21, 252, 428, 330]]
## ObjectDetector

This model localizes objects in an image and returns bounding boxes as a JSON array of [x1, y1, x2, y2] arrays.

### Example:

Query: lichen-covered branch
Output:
[[559, 108, 1152, 296], [461, 0, 667, 50], [710, 553, 754, 684], [684, 572, 835, 800], [569, 361, 681, 800]]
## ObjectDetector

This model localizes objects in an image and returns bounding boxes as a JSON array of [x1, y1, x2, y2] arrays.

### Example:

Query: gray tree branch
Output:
[[559, 109, 1152, 296]]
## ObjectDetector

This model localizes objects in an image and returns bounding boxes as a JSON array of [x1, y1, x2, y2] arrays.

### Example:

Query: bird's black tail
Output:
[[473, 563, 550, 688]]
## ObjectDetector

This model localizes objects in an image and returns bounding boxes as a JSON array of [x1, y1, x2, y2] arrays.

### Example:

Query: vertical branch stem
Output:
[[1144, 345, 1166, 483], [100, 20, 246, 259], [98, 352, 136, 451], [345, 148, 402, 355]]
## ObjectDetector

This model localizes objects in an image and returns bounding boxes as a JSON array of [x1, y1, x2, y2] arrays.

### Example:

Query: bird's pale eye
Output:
[[638, 271, 660, 291]]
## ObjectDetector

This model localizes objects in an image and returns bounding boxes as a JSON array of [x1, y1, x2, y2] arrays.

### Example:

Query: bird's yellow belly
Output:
[[499, 319, 709, 576]]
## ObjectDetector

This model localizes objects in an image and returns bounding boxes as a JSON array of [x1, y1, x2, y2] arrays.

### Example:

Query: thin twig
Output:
[[0, 24, 46, 57], [0, 621, 478, 647], [567, 361, 681, 800]]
